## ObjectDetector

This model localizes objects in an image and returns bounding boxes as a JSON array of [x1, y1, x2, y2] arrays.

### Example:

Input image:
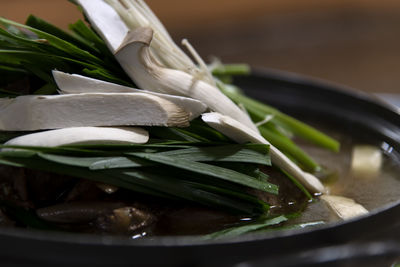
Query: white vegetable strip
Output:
[[320, 195, 369, 220], [75, 0, 258, 132], [181, 38, 216, 86], [104, 0, 204, 80], [202, 112, 326, 194], [78, 0, 198, 77], [52, 70, 207, 120], [5, 126, 149, 147], [76, 0, 129, 52], [114, 27, 260, 133], [0, 93, 189, 131]]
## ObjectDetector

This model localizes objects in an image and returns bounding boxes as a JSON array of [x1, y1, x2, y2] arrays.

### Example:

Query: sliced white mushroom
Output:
[[78, 0, 207, 81], [350, 145, 382, 179], [52, 70, 207, 120], [5, 126, 149, 147], [202, 112, 326, 194], [113, 27, 259, 133], [76, 0, 129, 53], [0, 93, 189, 131], [75, 0, 258, 132], [320, 195, 369, 220]]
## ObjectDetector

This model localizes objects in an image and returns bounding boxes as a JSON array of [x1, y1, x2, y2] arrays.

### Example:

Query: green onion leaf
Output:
[[157, 144, 270, 165], [129, 152, 278, 194], [219, 82, 340, 152], [203, 215, 287, 239]]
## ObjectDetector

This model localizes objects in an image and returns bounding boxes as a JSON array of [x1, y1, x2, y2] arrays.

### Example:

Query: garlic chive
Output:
[[202, 112, 326, 194]]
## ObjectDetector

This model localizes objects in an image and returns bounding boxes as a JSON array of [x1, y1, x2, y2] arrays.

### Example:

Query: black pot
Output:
[[1, 69, 399, 267]]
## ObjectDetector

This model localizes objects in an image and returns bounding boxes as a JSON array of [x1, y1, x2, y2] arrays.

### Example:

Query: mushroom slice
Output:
[[113, 27, 259, 133], [320, 195, 368, 220], [75, 0, 258, 132], [5, 126, 149, 147], [76, 0, 129, 53], [77, 0, 207, 81], [0, 93, 190, 131], [52, 70, 207, 120], [202, 112, 326, 194]]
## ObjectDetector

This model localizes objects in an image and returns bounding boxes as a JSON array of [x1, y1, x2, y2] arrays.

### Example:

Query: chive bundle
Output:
[[0, 142, 273, 215]]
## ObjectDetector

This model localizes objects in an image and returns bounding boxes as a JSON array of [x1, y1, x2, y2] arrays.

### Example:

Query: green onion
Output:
[[0, 17, 104, 67], [259, 126, 319, 172], [203, 215, 288, 239], [26, 15, 100, 56], [211, 64, 251, 76], [130, 152, 278, 194], [0, 142, 276, 215], [219, 82, 340, 152]]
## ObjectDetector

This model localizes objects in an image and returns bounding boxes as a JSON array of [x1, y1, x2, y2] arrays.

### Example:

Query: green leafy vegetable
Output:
[[130, 152, 277, 194], [90, 144, 270, 169], [0, 142, 275, 215], [156, 144, 270, 164], [211, 63, 251, 76], [219, 82, 340, 152], [26, 15, 101, 56], [69, 19, 114, 59], [203, 215, 288, 239], [0, 16, 132, 93], [0, 17, 104, 66]]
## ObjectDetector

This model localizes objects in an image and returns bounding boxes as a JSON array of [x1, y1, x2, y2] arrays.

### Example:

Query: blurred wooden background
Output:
[[1, 0, 400, 93]]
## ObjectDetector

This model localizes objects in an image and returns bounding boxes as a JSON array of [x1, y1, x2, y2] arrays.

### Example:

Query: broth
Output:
[[290, 127, 400, 225]]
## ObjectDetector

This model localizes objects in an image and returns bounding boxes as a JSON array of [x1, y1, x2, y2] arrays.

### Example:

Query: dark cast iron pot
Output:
[[0, 69, 399, 267]]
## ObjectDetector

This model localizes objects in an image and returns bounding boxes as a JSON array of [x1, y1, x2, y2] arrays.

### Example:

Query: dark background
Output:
[[2, 0, 400, 93]]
